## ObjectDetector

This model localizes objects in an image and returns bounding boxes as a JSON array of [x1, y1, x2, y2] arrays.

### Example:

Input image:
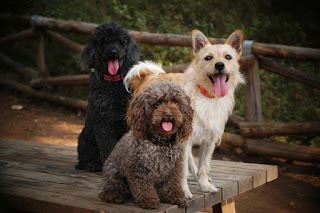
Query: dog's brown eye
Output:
[[225, 55, 232, 60], [205, 56, 213, 61]]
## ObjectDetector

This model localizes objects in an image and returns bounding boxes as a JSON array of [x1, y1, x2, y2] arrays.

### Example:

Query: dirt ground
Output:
[[0, 89, 319, 213]]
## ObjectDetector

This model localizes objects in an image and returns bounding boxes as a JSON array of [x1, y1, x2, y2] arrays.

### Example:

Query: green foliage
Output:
[[1, 0, 319, 145]]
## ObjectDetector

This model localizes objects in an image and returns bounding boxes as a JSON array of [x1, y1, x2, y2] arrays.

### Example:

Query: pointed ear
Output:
[[192, 30, 210, 54], [225, 30, 244, 56]]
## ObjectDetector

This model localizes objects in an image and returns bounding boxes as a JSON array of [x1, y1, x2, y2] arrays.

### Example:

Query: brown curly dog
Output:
[[99, 81, 194, 209]]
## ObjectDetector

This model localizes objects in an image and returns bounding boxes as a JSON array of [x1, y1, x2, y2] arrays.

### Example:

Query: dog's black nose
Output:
[[164, 112, 173, 120], [108, 49, 118, 58], [215, 62, 225, 72]]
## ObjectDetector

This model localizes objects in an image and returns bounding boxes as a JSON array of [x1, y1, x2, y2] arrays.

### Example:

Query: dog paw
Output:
[[182, 183, 193, 199], [175, 198, 187, 208], [208, 176, 212, 182], [85, 163, 102, 172], [200, 183, 219, 193], [137, 200, 160, 209], [183, 189, 193, 199]]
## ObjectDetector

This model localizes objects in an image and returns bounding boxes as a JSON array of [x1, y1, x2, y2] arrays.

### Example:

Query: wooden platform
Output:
[[0, 140, 278, 213]]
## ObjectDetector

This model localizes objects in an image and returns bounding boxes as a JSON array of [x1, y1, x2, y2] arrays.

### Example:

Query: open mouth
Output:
[[161, 118, 174, 132], [106, 59, 119, 75], [207, 73, 230, 97]]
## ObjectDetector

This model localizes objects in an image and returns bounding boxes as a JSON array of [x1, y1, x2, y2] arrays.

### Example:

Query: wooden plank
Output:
[[0, 140, 278, 212], [211, 165, 267, 188], [36, 31, 49, 77], [189, 185, 222, 207], [0, 158, 102, 181], [252, 42, 320, 60], [0, 139, 76, 151], [212, 160, 278, 182], [210, 172, 252, 194], [185, 193, 205, 213], [0, 28, 36, 43], [0, 146, 77, 163], [0, 167, 102, 189], [0, 151, 77, 168], [0, 175, 183, 213], [245, 139, 320, 163], [0, 174, 99, 198], [243, 56, 262, 122], [0, 159, 101, 181], [240, 122, 320, 137], [260, 55, 320, 89], [0, 53, 38, 80], [30, 74, 90, 87], [0, 184, 166, 213], [0, 79, 88, 111], [0, 140, 77, 157], [188, 177, 238, 201], [44, 29, 84, 53], [212, 198, 236, 213]]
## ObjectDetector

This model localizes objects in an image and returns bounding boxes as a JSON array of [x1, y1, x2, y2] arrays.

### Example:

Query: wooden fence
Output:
[[1, 15, 319, 163]]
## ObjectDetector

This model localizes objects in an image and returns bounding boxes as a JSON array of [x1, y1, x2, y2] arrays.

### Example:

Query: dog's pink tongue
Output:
[[162, 121, 173, 132], [108, 60, 119, 75], [213, 74, 229, 97]]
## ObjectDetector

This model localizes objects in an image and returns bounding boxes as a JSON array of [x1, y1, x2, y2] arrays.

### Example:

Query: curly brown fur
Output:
[[124, 30, 245, 198], [99, 81, 193, 209], [76, 22, 140, 172]]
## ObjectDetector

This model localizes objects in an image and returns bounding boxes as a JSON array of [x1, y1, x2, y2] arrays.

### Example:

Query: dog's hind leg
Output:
[[76, 126, 102, 172], [197, 140, 218, 193]]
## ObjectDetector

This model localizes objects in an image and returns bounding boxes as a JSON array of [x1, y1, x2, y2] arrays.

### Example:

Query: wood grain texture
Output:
[[0, 140, 278, 213]]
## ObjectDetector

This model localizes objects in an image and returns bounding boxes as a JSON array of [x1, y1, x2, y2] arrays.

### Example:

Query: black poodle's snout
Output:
[[107, 49, 119, 59]]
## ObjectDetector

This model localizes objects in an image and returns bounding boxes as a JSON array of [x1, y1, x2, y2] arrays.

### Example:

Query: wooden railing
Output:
[[1, 15, 319, 162]]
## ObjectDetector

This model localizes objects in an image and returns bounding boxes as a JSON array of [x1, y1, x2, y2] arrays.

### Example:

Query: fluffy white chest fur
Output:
[[180, 70, 235, 146]]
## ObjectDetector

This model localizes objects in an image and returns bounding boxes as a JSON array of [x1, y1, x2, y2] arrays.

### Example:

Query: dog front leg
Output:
[[197, 140, 218, 193], [181, 142, 193, 199], [128, 177, 160, 209], [158, 176, 186, 208]]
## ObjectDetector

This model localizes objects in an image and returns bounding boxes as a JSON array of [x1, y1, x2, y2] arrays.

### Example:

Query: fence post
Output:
[[36, 31, 48, 77], [244, 55, 262, 121]]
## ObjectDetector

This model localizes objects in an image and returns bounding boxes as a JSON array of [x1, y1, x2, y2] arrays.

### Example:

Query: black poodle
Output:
[[76, 22, 140, 172]]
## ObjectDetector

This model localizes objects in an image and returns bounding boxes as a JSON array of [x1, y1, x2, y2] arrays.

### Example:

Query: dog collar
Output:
[[91, 68, 125, 82], [197, 84, 215, 98], [147, 133, 176, 147], [103, 73, 125, 82]]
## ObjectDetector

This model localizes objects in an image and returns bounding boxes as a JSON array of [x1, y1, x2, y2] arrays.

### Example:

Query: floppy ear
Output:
[[125, 36, 140, 66], [192, 30, 210, 54], [80, 42, 96, 72], [127, 93, 147, 140], [177, 97, 194, 142], [225, 30, 244, 56]]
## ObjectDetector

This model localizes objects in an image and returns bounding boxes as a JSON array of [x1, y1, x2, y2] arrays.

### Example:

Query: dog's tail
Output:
[[124, 60, 166, 93]]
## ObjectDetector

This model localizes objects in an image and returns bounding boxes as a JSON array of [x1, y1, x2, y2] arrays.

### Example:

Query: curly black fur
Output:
[[76, 22, 140, 172]]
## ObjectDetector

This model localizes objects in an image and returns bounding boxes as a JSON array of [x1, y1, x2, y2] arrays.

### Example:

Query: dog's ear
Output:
[[177, 97, 194, 142], [127, 93, 147, 140], [80, 43, 96, 72], [225, 30, 244, 56], [125, 36, 140, 66], [192, 30, 210, 54]]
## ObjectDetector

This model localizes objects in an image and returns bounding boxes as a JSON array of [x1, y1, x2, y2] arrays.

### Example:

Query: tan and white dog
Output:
[[124, 29, 245, 198]]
